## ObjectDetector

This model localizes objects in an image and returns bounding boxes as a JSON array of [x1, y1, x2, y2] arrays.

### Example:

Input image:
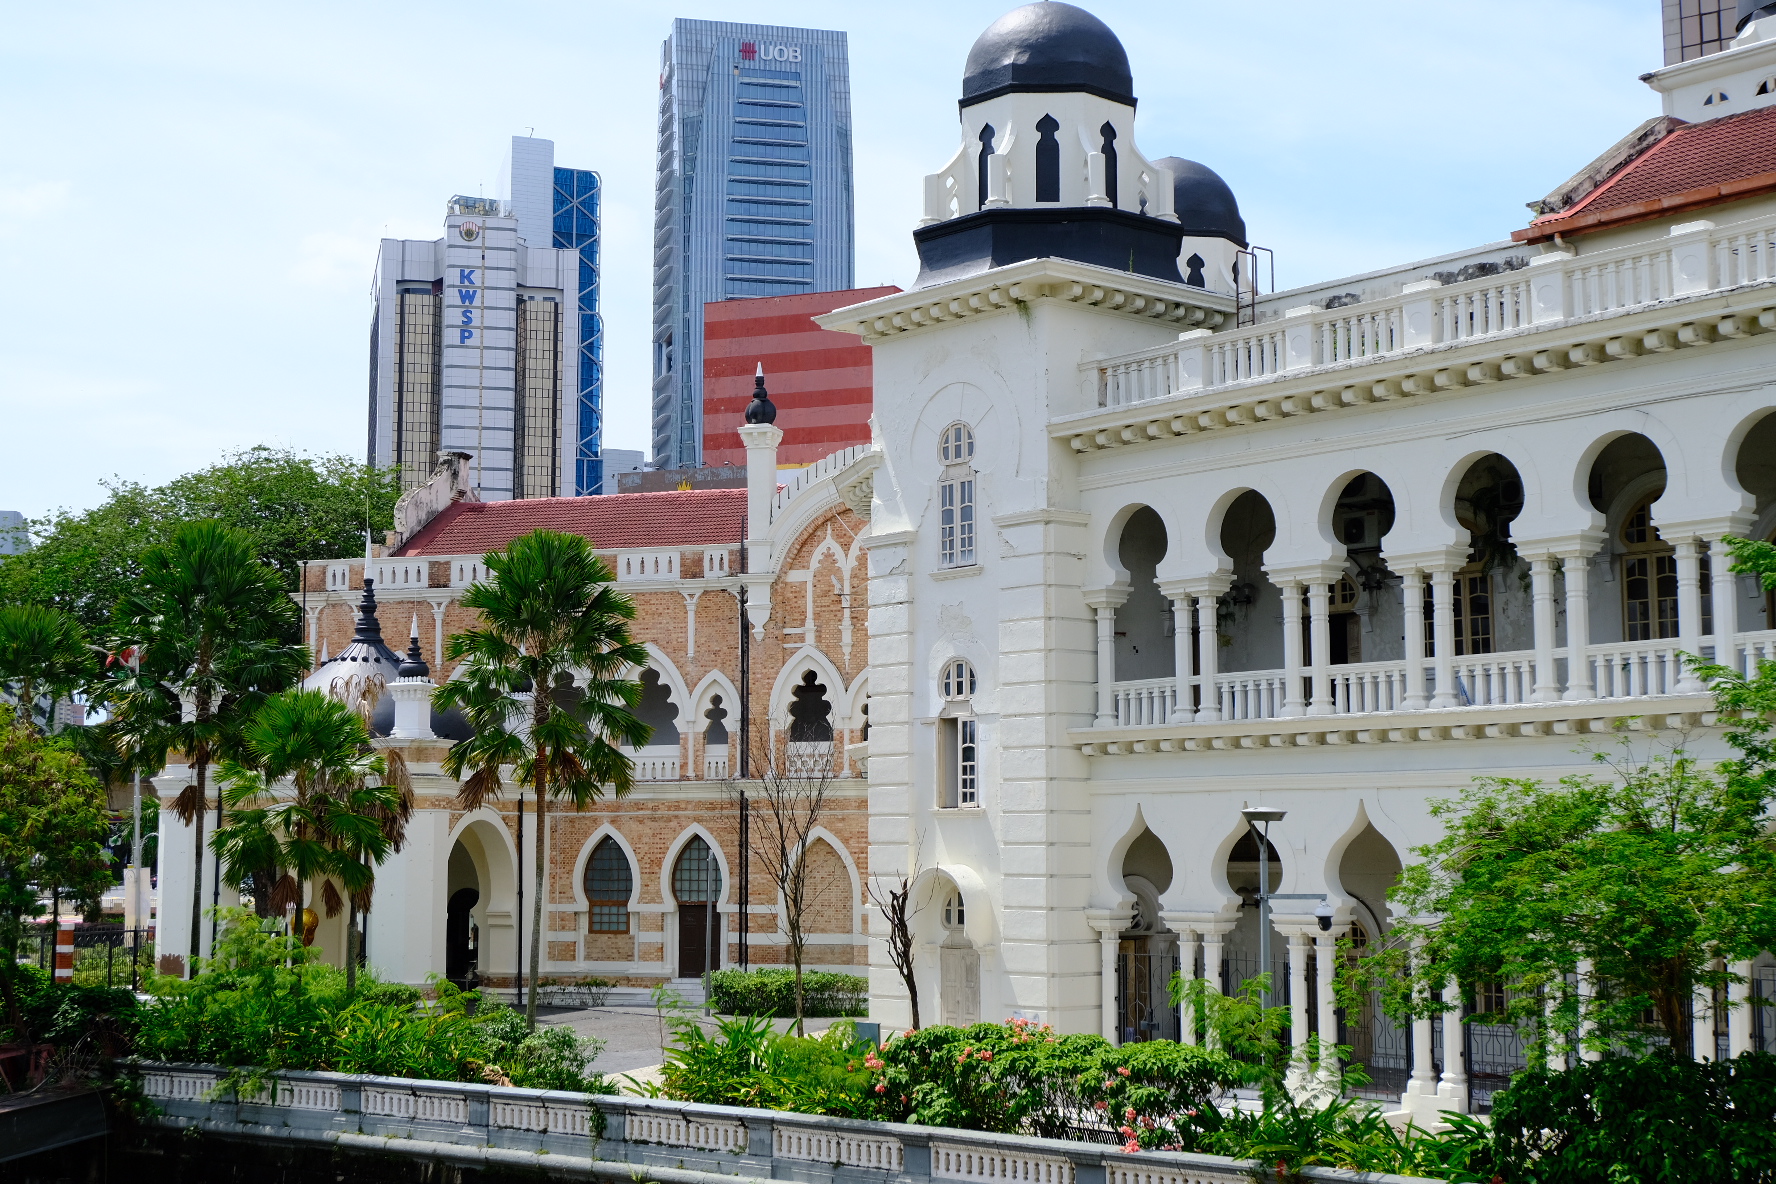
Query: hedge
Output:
[[706, 968, 867, 1018]]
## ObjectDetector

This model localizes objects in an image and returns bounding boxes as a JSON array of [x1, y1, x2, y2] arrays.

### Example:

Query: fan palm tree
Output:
[[0, 604, 94, 731], [112, 520, 305, 974], [212, 689, 412, 990], [432, 529, 650, 1026]]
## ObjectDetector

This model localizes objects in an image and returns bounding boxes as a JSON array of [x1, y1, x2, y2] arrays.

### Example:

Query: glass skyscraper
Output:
[[652, 19, 854, 468], [553, 168, 604, 496]]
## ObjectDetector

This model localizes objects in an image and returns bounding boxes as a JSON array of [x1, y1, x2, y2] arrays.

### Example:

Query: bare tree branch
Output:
[[867, 831, 925, 1030]]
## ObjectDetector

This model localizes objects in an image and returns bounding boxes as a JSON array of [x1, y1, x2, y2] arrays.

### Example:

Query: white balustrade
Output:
[[704, 747, 730, 780], [1729, 629, 1776, 676], [363, 1087, 469, 1124], [625, 1112, 747, 1151], [1329, 660, 1414, 715], [1440, 653, 1538, 707], [277, 1080, 342, 1111], [1084, 211, 1776, 409], [1106, 1160, 1251, 1184], [774, 1125, 904, 1170], [1111, 677, 1177, 726], [491, 1099, 549, 1131], [1586, 640, 1686, 699], [141, 1069, 216, 1102], [1216, 672, 1288, 721], [932, 1143, 1074, 1184], [770, 445, 873, 520], [617, 550, 680, 582], [630, 746, 682, 781], [371, 561, 430, 589]]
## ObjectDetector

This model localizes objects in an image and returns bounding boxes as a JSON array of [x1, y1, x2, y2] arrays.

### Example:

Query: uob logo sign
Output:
[[739, 41, 801, 62]]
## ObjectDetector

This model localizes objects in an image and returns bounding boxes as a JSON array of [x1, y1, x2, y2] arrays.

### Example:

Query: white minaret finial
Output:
[[756, 361, 764, 378], [410, 613, 420, 640]]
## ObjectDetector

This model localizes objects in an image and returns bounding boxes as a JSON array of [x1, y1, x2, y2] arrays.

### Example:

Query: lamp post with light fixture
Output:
[[1239, 805, 1333, 1010]]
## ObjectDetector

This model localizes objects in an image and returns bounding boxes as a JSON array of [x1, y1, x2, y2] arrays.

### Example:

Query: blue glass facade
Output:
[[554, 167, 604, 496], [653, 20, 854, 468]]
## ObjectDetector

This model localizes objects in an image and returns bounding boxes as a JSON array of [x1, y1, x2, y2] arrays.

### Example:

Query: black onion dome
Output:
[[1155, 157, 1247, 247], [961, 3, 1134, 109], [1739, 0, 1776, 31]]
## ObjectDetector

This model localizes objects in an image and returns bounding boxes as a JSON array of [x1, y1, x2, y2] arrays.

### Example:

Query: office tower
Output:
[[1663, 0, 1737, 63], [653, 20, 855, 469], [700, 286, 897, 469], [369, 137, 604, 499]]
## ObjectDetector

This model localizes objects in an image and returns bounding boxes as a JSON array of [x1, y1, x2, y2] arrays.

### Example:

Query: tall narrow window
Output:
[[1621, 498, 1677, 640], [977, 124, 996, 210], [939, 659, 979, 809], [585, 838, 633, 933], [939, 423, 977, 569], [1034, 115, 1060, 202], [1099, 122, 1119, 208]]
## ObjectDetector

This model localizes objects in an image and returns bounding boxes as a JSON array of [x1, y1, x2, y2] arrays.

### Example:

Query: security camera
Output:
[[1314, 900, 1334, 932]]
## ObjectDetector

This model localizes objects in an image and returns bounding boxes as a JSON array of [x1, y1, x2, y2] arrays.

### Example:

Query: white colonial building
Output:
[[828, 1, 1776, 1117]]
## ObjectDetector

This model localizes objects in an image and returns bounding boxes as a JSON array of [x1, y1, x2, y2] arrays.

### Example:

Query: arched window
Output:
[[1621, 498, 1677, 641], [585, 838, 633, 933], [1099, 122, 1119, 208], [939, 660, 978, 809], [1034, 114, 1060, 202], [673, 835, 720, 903], [976, 124, 996, 210], [703, 694, 729, 745], [788, 669, 834, 742], [943, 892, 966, 929], [939, 424, 976, 568]]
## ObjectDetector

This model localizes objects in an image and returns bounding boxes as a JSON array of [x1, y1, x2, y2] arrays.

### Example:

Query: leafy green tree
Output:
[[0, 447, 398, 635], [212, 690, 412, 991], [0, 604, 95, 730], [433, 530, 649, 1026], [0, 724, 112, 1047], [112, 521, 306, 974]]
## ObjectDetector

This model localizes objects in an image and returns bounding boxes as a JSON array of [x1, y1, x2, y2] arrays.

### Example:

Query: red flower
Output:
[[875, 1083, 887, 1094], [1117, 1066, 1131, 1077], [1094, 1101, 1109, 1112], [1122, 1140, 1141, 1154]]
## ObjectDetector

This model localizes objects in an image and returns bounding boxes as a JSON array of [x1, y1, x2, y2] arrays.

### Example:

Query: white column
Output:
[[1306, 583, 1333, 716], [1194, 592, 1223, 723], [1199, 927, 1228, 1051], [1437, 978, 1469, 1112], [1401, 569, 1428, 710], [1280, 581, 1306, 718], [1708, 535, 1741, 668], [1168, 592, 1194, 723], [1403, 940, 1438, 1109], [1693, 975, 1716, 1061], [1530, 555, 1561, 702], [1315, 930, 1338, 1087], [1728, 960, 1754, 1057], [1562, 553, 1596, 701], [1286, 931, 1311, 1090], [1177, 929, 1200, 1045], [1101, 930, 1122, 1043], [1430, 568, 1459, 708], [1577, 958, 1601, 1061], [1675, 537, 1706, 693], [1090, 599, 1121, 727]]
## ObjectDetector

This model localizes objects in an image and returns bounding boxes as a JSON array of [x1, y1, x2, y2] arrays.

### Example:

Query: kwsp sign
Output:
[[454, 268, 479, 345], [739, 41, 801, 62]]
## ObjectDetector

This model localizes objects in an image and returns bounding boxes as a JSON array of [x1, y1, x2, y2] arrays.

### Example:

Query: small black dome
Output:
[[1738, 0, 1776, 31], [962, 3, 1134, 109], [1155, 157, 1246, 247]]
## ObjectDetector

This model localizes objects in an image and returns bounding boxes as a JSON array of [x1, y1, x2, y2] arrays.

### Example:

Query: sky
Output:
[[1, 0, 1664, 520]]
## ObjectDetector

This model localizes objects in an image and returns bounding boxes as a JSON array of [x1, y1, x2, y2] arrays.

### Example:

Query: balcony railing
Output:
[[1089, 211, 1776, 410], [1107, 630, 1775, 728]]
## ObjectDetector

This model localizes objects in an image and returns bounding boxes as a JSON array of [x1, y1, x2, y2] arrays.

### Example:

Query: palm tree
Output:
[[433, 529, 650, 1026], [112, 521, 305, 974], [0, 604, 94, 731], [212, 689, 412, 990]]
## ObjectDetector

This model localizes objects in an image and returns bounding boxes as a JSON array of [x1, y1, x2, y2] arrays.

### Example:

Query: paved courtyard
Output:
[[537, 1005, 847, 1084]]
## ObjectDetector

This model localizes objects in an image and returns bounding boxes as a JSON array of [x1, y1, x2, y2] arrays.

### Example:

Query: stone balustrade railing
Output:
[[1086, 211, 1776, 411], [133, 1061, 1435, 1184]]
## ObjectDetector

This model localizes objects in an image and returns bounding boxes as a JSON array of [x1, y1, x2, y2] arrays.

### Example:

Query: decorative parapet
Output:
[[131, 1060, 1438, 1184]]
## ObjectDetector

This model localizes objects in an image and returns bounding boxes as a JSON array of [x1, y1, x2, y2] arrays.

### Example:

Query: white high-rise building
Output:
[[369, 137, 605, 500]]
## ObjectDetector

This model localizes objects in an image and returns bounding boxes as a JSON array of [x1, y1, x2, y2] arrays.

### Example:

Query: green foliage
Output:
[[434, 529, 650, 1025], [660, 1013, 879, 1117], [0, 962, 140, 1050], [0, 723, 113, 1045], [0, 604, 94, 730], [132, 910, 608, 1091], [707, 968, 867, 1018], [0, 447, 399, 635], [1200, 1100, 1495, 1178], [1345, 734, 1776, 1056], [1491, 1052, 1776, 1183]]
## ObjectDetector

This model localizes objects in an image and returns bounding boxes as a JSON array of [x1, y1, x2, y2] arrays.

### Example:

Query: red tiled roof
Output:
[[393, 490, 748, 557], [1517, 105, 1776, 242]]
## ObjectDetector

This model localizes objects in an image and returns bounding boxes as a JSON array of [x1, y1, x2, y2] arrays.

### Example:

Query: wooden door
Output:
[[678, 903, 714, 979]]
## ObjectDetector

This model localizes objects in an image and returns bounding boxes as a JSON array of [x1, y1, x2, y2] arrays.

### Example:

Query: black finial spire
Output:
[[353, 578, 385, 643], [744, 362, 777, 425], [397, 614, 430, 678]]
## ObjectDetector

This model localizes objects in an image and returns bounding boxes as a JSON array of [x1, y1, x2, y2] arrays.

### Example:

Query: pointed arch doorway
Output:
[[674, 836, 722, 979]]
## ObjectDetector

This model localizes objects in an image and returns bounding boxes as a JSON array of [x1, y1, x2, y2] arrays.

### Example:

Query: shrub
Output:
[[1491, 1052, 1776, 1183], [476, 1003, 610, 1092], [660, 1013, 875, 1116], [706, 967, 867, 1017], [0, 962, 139, 1053]]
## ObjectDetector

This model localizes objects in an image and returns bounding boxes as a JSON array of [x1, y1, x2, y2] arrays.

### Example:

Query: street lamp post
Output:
[[1239, 806, 1333, 1010]]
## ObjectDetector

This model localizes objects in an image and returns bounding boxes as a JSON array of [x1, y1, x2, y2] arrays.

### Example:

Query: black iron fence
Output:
[[1116, 950, 1181, 1043], [1756, 966, 1776, 1054], [28, 923, 154, 991]]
